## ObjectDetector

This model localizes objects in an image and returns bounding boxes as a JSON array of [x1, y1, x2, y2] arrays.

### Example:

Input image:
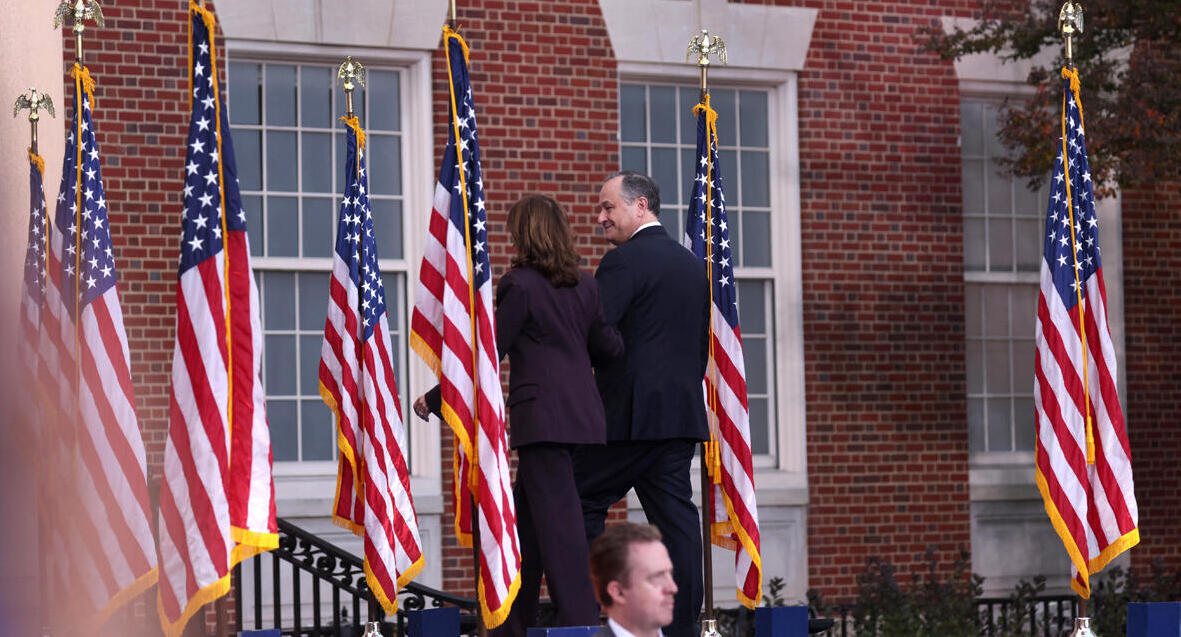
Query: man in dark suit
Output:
[[576, 171, 710, 637], [589, 523, 678, 637]]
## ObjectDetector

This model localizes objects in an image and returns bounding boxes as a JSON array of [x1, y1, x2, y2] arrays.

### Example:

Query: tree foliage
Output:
[[922, 0, 1181, 196]]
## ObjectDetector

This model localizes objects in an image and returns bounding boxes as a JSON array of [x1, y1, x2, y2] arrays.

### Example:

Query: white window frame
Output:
[[619, 62, 807, 498], [226, 40, 441, 507]]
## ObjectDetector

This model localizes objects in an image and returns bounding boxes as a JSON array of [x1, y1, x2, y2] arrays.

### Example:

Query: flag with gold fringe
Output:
[[409, 25, 521, 629], [1033, 66, 1138, 598]]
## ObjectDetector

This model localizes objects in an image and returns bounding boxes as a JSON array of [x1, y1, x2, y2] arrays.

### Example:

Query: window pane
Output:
[[742, 211, 771, 268], [649, 86, 677, 144], [982, 285, 1010, 338], [1013, 397, 1035, 451], [300, 66, 332, 129], [1014, 218, 1041, 271], [987, 397, 1013, 451], [263, 271, 295, 330], [265, 65, 297, 126], [301, 400, 335, 460], [244, 194, 263, 257], [740, 151, 770, 208], [985, 341, 1012, 394], [368, 134, 402, 195], [959, 102, 983, 156], [370, 70, 401, 131], [229, 62, 262, 125], [964, 218, 986, 270], [961, 159, 986, 215], [1012, 341, 1034, 394], [299, 334, 322, 396], [736, 280, 766, 333], [744, 336, 767, 394], [1011, 286, 1037, 337], [680, 87, 699, 144], [651, 148, 679, 207], [965, 340, 984, 394], [964, 284, 982, 337], [266, 131, 298, 192], [739, 90, 768, 147], [985, 105, 1007, 157], [620, 85, 647, 142], [235, 129, 262, 191], [301, 132, 333, 193], [266, 196, 299, 257], [659, 207, 682, 240], [371, 199, 404, 260], [302, 196, 334, 258], [268, 400, 299, 461], [988, 218, 1015, 272], [265, 334, 298, 395], [988, 160, 1012, 215], [749, 397, 769, 456], [621, 146, 647, 174], [298, 272, 330, 328], [967, 398, 985, 453]]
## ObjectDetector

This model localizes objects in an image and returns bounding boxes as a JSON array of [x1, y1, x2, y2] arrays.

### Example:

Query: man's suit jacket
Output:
[[594, 225, 710, 442], [427, 265, 623, 448]]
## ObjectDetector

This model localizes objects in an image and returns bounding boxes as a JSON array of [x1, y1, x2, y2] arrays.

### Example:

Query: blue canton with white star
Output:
[[179, 12, 248, 276], [1043, 76, 1102, 311], [438, 37, 491, 289], [54, 78, 118, 318], [336, 125, 389, 342], [24, 160, 49, 305], [685, 107, 739, 330]]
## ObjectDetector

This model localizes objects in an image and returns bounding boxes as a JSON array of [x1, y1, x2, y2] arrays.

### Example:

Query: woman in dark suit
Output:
[[414, 194, 623, 635]]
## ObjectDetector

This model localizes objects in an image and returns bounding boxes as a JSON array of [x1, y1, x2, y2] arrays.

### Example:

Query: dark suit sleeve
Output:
[[494, 270, 529, 359], [424, 384, 442, 417], [594, 248, 634, 327], [587, 278, 624, 365]]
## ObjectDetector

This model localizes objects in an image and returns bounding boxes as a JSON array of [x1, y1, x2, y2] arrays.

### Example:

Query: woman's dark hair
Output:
[[507, 194, 582, 287]]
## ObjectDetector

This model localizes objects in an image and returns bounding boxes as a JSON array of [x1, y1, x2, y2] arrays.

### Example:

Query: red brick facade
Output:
[[40, 0, 1179, 627]]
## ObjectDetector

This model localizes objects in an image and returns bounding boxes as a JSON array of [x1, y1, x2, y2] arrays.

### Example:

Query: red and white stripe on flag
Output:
[[319, 118, 424, 612], [1033, 68, 1138, 599], [158, 6, 277, 635], [409, 25, 521, 629]]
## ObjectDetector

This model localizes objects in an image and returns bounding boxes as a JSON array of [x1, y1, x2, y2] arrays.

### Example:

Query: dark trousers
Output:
[[574, 439, 703, 637], [491, 444, 599, 637]]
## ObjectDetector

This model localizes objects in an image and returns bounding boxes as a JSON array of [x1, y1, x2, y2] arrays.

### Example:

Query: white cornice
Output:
[[599, 0, 817, 71], [216, 0, 450, 51]]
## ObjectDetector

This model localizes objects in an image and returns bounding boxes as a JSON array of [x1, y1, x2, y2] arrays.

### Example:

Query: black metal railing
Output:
[[234, 518, 477, 636], [817, 594, 1078, 637]]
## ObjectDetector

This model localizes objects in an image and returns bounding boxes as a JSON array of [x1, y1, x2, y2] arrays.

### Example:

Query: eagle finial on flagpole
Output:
[[13, 88, 56, 155], [686, 29, 727, 100], [1058, 1, 1084, 68], [338, 56, 366, 119], [54, 0, 104, 64]]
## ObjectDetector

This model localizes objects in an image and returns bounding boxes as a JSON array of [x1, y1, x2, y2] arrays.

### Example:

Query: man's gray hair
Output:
[[604, 170, 661, 217]]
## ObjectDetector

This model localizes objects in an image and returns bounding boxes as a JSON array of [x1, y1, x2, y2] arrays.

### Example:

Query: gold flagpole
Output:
[[687, 28, 726, 637], [1056, 3, 1098, 637]]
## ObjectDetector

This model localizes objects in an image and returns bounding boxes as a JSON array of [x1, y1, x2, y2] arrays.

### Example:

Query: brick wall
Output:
[[430, 0, 620, 597], [741, 0, 981, 600], [1121, 181, 1181, 574]]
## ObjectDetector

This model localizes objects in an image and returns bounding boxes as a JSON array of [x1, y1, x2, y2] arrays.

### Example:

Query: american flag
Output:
[[19, 149, 49, 428], [684, 95, 763, 608], [1034, 67, 1138, 598], [45, 63, 159, 625], [319, 115, 425, 612], [409, 26, 520, 628], [158, 6, 277, 635]]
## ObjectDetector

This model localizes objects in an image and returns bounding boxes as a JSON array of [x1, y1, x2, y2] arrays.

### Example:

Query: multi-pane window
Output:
[[961, 100, 1048, 454], [619, 83, 775, 456], [228, 60, 409, 462]]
